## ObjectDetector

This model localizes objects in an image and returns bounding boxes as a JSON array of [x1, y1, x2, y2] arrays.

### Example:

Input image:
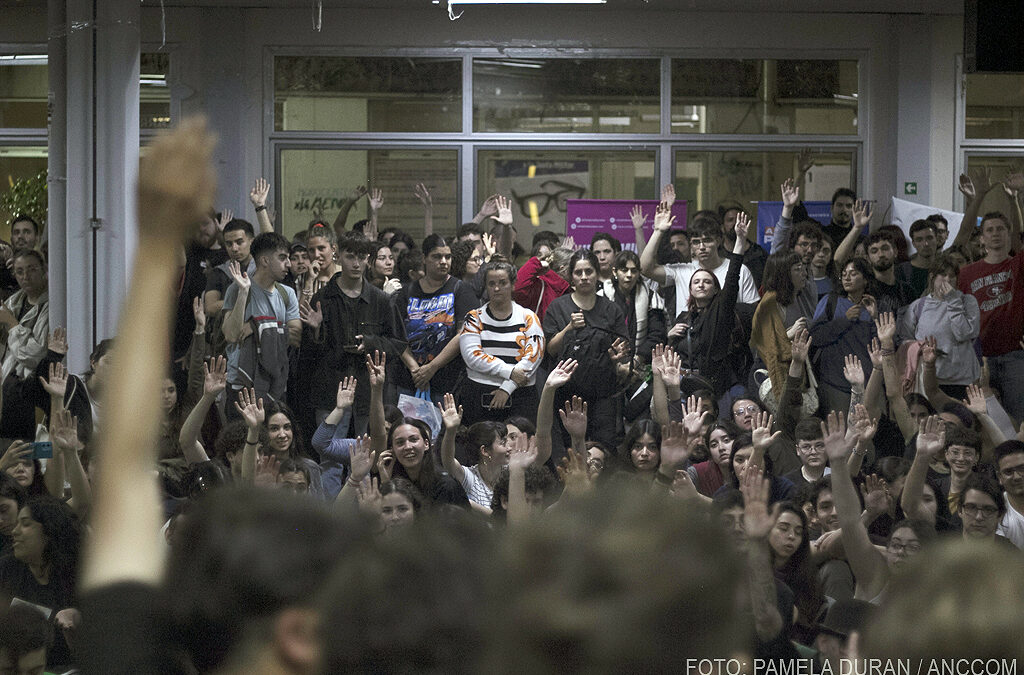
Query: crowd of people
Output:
[[1, 118, 1024, 672]]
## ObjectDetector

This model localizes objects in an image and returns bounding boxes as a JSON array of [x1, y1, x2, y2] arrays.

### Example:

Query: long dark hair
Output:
[[771, 501, 823, 628], [763, 250, 804, 307], [24, 496, 81, 605], [619, 419, 662, 473], [262, 400, 307, 460], [387, 417, 441, 496]]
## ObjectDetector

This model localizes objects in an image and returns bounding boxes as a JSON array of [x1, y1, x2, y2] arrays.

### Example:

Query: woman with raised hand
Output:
[[534, 358, 579, 468], [439, 393, 508, 511]]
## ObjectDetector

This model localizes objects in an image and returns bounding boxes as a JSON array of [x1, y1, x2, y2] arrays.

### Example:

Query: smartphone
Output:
[[31, 442, 52, 460], [483, 393, 509, 409]]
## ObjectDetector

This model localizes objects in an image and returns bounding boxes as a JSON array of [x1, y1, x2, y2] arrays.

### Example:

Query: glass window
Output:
[[141, 52, 171, 130], [673, 149, 854, 213], [0, 146, 48, 236], [477, 149, 656, 234], [965, 72, 1024, 139], [671, 59, 858, 135], [279, 148, 458, 240], [473, 58, 659, 133], [274, 56, 461, 133], [963, 155, 1024, 214], [0, 55, 47, 129]]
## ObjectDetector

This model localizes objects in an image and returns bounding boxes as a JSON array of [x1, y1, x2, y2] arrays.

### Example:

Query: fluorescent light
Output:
[[450, 0, 605, 4]]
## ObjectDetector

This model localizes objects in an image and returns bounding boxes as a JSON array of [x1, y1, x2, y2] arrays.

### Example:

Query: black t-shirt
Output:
[[542, 294, 627, 398], [0, 555, 74, 667], [394, 277, 477, 393], [174, 242, 228, 361], [874, 277, 916, 317]]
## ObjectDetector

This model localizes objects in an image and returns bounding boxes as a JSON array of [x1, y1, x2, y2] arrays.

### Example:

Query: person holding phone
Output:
[[459, 259, 544, 423]]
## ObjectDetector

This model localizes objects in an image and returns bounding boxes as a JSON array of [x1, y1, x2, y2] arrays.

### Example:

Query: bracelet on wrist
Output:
[[246, 437, 259, 445], [254, 205, 266, 213]]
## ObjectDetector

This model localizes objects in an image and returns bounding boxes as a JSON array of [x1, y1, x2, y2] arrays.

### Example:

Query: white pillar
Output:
[[64, 0, 139, 372]]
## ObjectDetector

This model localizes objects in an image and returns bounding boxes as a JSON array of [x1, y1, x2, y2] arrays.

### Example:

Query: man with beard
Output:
[[822, 187, 857, 249], [865, 231, 915, 317], [995, 441, 1024, 548]]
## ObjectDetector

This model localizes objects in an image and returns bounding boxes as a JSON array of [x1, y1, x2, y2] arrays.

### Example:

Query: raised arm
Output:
[[558, 396, 589, 460], [331, 185, 368, 235], [535, 359, 578, 466], [490, 195, 516, 259], [234, 388, 265, 485], [630, 204, 648, 258], [506, 434, 539, 527], [918, 336, 956, 411], [770, 179, 799, 254], [82, 117, 215, 592], [50, 408, 91, 517], [472, 195, 498, 226], [438, 393, 467, 484], [249, 177, 274, 234], [834, 199, 871, 266], [740, 464, 785, 642], [639, 201, 673, 285], [414, 183, 434, 238], [901, 416, 945, 521], [178, 356, 225, 465], [367, 188, 383, 242], [366, 351, 388, 458], [221, 260, 251, 344]]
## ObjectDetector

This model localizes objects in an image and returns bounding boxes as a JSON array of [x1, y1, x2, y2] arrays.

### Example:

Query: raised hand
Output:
[[957, 173, 976, 201], [970, 166, 993, 196], [650, 343, 668, 376], [336, 376, 357, 411], [660, 420, 692, 471], [50, 407, 81, 455], [192, 295, 206, 335], [1004, 172, 1024, 196], [249, 177, 270, 208], [215, 209, 234, 233], [861, 474, 891, 518], [852, 199, 871, 230], [849, 403, 878, 443], [508, 433, 538, 471], [227, 260, 250, 293], [376, 450, 395, 483], [874, 311, 896, 343], [349, 435, 374, 484], [653, 201, 675, 233], [355, 476, 383, 518], [791, 327, 812, 363], [439, 392, 464, 430], [660, 348, 682, 388], [558, 395, 588, 439], [751, 411, 782, 453], [797, 148, 815, 175], [557, 446, 593, 495], [867, 338, 884, 369], [660, 183, 676, 208], [0, 441, 32, 473], [670, 469, 699, 500], [48, 327, 68, 355], [235, 388, 265, 430], [916, 415, 946, 460], [843, 354, 865, 390], [299, 299, 322, 329], [861, 294, 878, 320], [821, 411, 853, 462], [481, 232, 497, 259], [545, 359, 578, 389], [413, 183, 432, 208], [254, 454, 280, 488], [351, 185, 369, 201], [478, 195, 499, 220], [203, 356, 227, 397], [682, 395, 707, 438], [630, 204, 647, 230], [734, 211, 751, 242], [365, 351, 387, 389], [781, 178, 800, 208], [369, 188, 384, 212], [741, 463, 777, 540], [39, 361, 69, 398], [963, 383, 988, 417], [491, 195, 513, 226], [607, 337, 630, 363]]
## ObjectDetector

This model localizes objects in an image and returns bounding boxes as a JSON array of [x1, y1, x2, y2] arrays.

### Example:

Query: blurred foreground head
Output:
[[319, 487, 745, 673]]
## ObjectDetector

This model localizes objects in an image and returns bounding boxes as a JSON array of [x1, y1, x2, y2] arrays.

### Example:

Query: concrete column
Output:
[[47, 0, 67, 335], [64, 0, 139, 372]]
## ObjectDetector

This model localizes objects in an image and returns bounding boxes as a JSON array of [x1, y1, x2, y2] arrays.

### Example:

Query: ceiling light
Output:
[[447, 0, 605, 19]]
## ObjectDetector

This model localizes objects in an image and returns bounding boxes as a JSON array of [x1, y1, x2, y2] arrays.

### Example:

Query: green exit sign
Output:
[[904, 182, 918, 195]]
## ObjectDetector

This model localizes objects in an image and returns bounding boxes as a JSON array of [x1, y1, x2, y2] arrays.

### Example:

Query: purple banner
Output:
[[756, 200, 832, 249], [565, 199, 689, 252]]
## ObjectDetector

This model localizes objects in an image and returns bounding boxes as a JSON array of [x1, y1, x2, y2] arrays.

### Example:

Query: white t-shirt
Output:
[[997, 494, 1024, 549], [662, 257, 760, 318]]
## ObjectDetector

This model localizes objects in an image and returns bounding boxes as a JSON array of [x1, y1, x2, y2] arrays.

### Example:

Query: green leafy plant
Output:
[[0, 169, 48, 231]]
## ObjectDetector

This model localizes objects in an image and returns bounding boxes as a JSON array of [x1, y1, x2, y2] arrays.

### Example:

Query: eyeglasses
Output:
[[797, 442, 826, 452], [733, 405, 759, 415], [1000, 465, 1024, 479], [469, 256, 483, 264], [962, 503, 999, 518], [947, 448, 977, 459], [887, 539, 921, 555], [13, 266, 42, 277], [586, 458, 605, 470]]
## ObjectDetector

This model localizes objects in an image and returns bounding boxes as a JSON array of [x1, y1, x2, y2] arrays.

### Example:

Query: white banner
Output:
[[890, 197, 966, 252]]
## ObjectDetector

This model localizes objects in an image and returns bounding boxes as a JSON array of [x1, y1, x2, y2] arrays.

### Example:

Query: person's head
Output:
[[687, 218, 723, 267], [455, 222, 484, 255], [705, 420, 742, 473], [504, 417, 535, 448], [250, 232, 291, 281], [387, 229, 416, 257], [925, 213, 949, 248], [812, 237, 833, 274], [397, 248, 424, 284], [940, 401, 976, 429], [612, 250, 641, 294], [13, 497, 79, 600], [263, 400, 304, 459], [621, 419, 662, 474], [790, 221, 824, 265], [165, 487, 358, 673], [305, 225, 337, 272], [2, 445, 42, 496], [449, 239, 481, 281], [768, 501, 810, 566], [364, 241, 394, 284], [909, 219, 938, 259], [468, 421, 509, 468], [905, 393, 936, 429], [222, 219, 255, 263], [839, 257, 873, 298], [994, 440, 1024, 499], [866, 231, 896, 273], [968, 228, 985, 261], [10, 215, 40, 252], [215, 420, 267, 478], [927, 254, 960, 296], [794, 418, 826, 472], [830, 188, 856, 226], [729, 432, 760, 481], [944, 425, 981, 477], [945, 244, 970, 269], [980, 211, 1011, 256], [0, 474, 26, 538], [668, 229, 690, 260], [388, 418, 433, 472], [884, 518, 935, 569], [713, 489, 748, 550], [731, 398, 762, 431], [336, 232, 372, 283], [160, 374, 179, 416], [490, 465, 554, 517], [762, 250, 805, 306], [863, 540, 1024, 662], [814, 599, 873, 667], [379, 478, 423, 533], [0, 604, 51, 675], [688, 268, 721, 310], [567, 249, 599, 296], [543, 246, 574, 283], [584, 440, 610, 480], [421, 234, 453, 283], [289, 242, 310, 277], [719, 205, 746, 240], [275, 458, 311, 494], [959, 473, 1004, 540], [809, 476, 839, 532], [484, 260, 515, 306], [11, 250, 46, 297], [589, 233, 621, 276]]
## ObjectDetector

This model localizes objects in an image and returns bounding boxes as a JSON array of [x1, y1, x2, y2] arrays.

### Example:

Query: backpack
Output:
[[226, 281, 290, 401]]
